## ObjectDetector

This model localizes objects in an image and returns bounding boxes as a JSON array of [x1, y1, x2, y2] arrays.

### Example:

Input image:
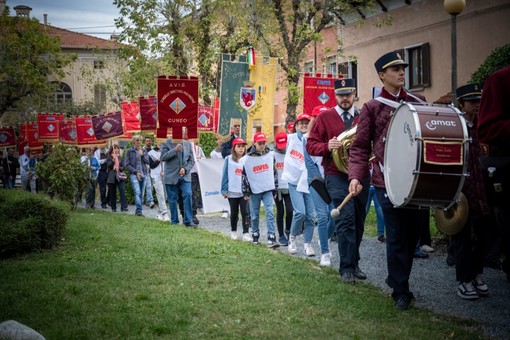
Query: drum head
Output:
[[384, 103, 420, 207]]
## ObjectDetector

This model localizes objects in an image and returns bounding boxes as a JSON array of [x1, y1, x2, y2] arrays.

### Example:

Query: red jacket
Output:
[[478, 65, 510, 156], [349, 88, 425, 188], [306, 106, 360, 175]]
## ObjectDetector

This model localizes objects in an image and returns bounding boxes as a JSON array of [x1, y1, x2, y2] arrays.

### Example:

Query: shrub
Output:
[[0, 189, 70, 258], [470, 43, 510, 83], [36, 144, 88, 209], [199, 131, 217, 158]]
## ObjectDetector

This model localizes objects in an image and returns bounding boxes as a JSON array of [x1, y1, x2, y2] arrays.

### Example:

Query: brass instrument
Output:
[[332, 126, 357, 174], [435, 192, 468, 235]]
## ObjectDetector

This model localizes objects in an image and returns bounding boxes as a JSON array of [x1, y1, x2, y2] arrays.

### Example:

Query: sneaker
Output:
[[457, 282, 479, 300], [231, 231, 238, 240], [278, 235, 288, 246], [472, 275, 489, 296], [150, 202, 155, 209], [288, 235, 297, 254], [377, 235, 386, 243], [267, 235, 280, 248], [252, 233, 259, 244], [163, 214, 170, 222], [304, 242, 315, 257], [242, 233, 251, 242], [192, 217, 200, 225], [221, 211, 229, 219], [156, 213, 163, 221], [421, 244, 435, 253], [320, 253, 331, 266]]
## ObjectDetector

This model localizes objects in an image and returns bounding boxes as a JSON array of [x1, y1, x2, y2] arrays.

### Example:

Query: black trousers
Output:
[[228, 197, 250, 233], [97, 171, 108, 207], [274, 192, 293, 237]]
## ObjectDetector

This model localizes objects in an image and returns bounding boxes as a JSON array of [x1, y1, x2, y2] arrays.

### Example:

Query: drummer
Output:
[[306, 78, 370, 284], [348, 51, 426, 310], [451, 83, 495, 300]]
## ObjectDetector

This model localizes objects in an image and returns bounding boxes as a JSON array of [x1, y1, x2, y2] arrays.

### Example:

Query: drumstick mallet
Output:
[[330, 193, 353, 218]]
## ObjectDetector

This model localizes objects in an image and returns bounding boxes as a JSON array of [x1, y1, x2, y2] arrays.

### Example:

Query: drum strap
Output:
[[375, 97, 400, 108]]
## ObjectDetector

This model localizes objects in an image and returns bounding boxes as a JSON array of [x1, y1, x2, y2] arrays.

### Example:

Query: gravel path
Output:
[[93, 202, 510, 338]]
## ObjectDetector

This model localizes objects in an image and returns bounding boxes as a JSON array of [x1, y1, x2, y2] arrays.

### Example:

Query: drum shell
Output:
[[384, 103, 469, 208]]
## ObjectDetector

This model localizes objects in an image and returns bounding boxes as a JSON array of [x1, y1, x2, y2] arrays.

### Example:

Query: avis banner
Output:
[[92, 111, 124, 140], [157, 75, 199, 140], [303, 73, 336, 115]]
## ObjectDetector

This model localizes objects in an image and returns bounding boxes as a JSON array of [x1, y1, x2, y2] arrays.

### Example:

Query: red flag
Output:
[[121, 101, 141, 133], [139, 96, 158, 132], [197, 104, 214, 131], [0, 126, 17, 148], [75, 116, 106, 148], [302, 73, 336, 115], [37, 112, 64, 142], [25, 122, 44, 150], [157, 75, 198, 139], [60, 118, 77, 145]]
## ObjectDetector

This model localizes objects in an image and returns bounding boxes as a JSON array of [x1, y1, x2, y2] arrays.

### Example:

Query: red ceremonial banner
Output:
[[302, 73, 336, 115], [75, 116, 105, 148], [92, 111, 124, 140], [213, 97, 220, 134], [17, 123, 28, 154], [121, 101, 141, 133], [424, 141, 463, 165], [0, 126, 17, 148], [25, 122, 44, 150], [198, 104, 214, 131], [37, 113, 64, 142], [60, 118, 77, 144], [157, 75, 199, 139], [139, 96, 158, 132]]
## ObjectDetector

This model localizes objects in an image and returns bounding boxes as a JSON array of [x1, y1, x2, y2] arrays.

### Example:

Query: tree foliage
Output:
[[470, 43, 510, 84], [36, 144, 89, 209], [0, 8, 75, 117]]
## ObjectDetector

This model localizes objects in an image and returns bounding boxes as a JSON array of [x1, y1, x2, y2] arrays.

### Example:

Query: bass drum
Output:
[[383, 103, 469, 208]]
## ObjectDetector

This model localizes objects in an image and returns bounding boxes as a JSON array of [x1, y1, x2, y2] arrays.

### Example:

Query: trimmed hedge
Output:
[[0, 189, 70, 258]]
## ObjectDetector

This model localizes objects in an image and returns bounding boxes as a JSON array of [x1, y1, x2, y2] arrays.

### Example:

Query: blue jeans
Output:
[[366, 185, 385, 236], [376, 187, 420, 301], [166, 178, 192, 224], [5, 176, 14, 189], [309, 186, 334, 254], [142, 175, 154, 204], [130, 174, 146, 214], [249, 191, 276, 237], [288, 183, 316, 243]]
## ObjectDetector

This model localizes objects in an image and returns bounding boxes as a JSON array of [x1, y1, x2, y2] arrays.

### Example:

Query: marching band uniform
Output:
[[306, 78, 369, 283], [348, 52, 425, 309]]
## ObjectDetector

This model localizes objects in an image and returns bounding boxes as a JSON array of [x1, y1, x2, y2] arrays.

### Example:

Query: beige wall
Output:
[[273, 0, 510, 125]]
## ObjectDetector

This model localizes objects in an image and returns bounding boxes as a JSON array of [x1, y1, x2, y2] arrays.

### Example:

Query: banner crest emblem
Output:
[[240, 87, 257, 111]]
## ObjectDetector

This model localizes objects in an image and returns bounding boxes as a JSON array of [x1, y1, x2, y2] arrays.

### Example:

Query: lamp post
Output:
[[444, 0, 466, 104]]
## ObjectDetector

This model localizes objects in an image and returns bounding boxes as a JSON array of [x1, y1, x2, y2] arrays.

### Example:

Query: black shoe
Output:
[[184, 222, 198, 228], [136, 213, 145, 217], [192, 217, 200, 225], [377, 235, 386, 243], [446, 254, 455, 266], [121, 208, 128, 212], [101, 205, 107, 209], [414, 250, 429, 259], [385, 278, 392, 288], [112, 209, 117, 212], [353, 265, 367, 280], [394, 295, 412, 310], [340, 271, 355, 284]]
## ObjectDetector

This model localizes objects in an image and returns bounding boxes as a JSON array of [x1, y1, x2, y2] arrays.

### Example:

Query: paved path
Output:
[[88, 201, 510, 338]]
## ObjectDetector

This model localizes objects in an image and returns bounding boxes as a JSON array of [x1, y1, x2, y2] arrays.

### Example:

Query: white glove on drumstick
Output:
[[330, 192, 353, 218]]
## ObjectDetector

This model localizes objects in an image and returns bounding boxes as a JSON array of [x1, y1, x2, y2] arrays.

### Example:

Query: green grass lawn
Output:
[[0, 209, 480, 339]]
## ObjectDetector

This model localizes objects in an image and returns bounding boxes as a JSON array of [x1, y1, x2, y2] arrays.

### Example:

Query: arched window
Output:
[[49, 82, 72, 104]]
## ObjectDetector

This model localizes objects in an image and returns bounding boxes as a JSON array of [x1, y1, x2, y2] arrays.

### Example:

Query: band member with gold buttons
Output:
[[348, 52, 426, 310], [306, 78, 369, 284], [450, 83, 495, 300]]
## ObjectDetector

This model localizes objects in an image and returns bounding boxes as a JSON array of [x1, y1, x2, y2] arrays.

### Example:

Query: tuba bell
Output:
[[332, 126, 357, 173]]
